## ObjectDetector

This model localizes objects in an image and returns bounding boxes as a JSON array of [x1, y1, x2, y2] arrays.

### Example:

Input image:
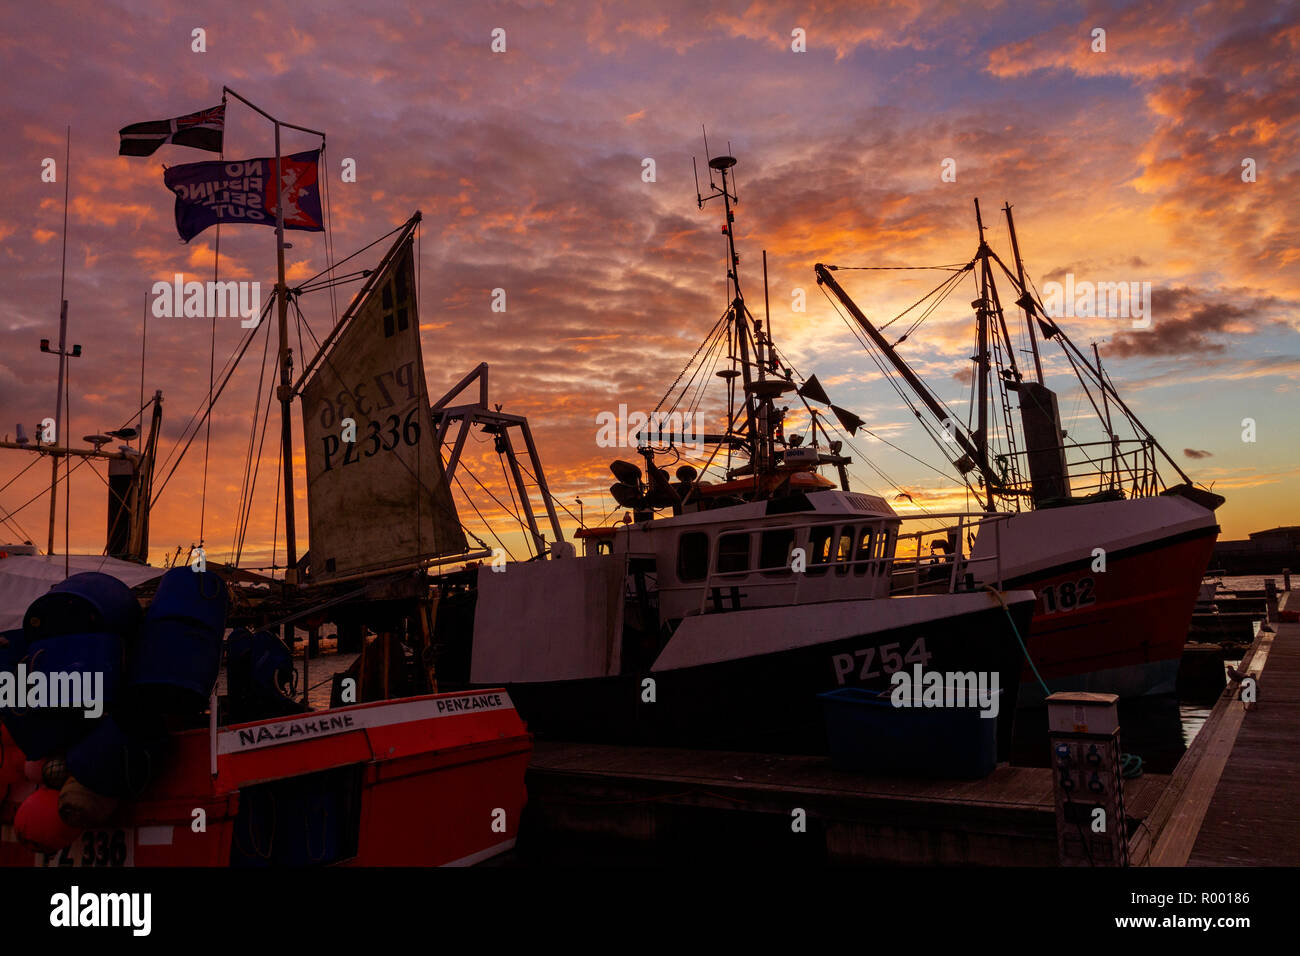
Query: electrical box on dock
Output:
[[1046, 692, 1128, 867]]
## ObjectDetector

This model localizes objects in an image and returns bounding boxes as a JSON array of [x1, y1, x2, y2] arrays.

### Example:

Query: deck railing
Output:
[[993, 437, 1158, 502]]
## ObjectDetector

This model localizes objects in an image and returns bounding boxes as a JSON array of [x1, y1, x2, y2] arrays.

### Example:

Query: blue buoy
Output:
[[251, 631, 294, 694], [0, 629, 112, 759], [24, 572, 142, 642], [226, 628, 294, 697], [20, 632, 124, 712], [126, 567, 228, 714], [65, 713, 169, 799], [129, 616, 225, 713], [146, 567, 228, 631]]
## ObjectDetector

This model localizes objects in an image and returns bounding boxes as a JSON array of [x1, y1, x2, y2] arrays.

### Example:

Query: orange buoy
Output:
[[0, 726, 26, 785], [14, 786, 82, 854]]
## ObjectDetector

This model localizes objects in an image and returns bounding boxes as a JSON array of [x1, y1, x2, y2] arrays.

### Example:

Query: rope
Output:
[[985, 585, 1144, 778], [984, 584, 1049, 697]]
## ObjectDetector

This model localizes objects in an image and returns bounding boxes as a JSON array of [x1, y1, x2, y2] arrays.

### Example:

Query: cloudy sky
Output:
[[1, 0, 1297, 567]]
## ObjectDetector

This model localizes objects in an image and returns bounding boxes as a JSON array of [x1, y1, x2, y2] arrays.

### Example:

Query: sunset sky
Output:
[[1, 0, 1297, 568]]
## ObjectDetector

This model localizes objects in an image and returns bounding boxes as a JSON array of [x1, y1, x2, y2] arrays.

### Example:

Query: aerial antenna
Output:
[[692, 127, 738, 210], [728, 141, 738, 203]]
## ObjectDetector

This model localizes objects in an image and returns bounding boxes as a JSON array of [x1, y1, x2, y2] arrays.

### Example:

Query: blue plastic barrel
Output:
[[20, 632, 124, 712], [146, 567, 227, 630], [24, 572, 142, 642], [126, 567, 228, 714], [129, 617, 225, 713], [818, 686, 1001, 779], [65, 713, 169, 799]]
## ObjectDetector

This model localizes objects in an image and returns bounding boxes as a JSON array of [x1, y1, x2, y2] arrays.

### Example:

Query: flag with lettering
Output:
[[119, 104, 225, 157], [162, 149, 324, 242]]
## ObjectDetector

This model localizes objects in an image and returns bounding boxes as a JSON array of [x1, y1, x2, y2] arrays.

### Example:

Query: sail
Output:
[[300, 230, 466, 581]]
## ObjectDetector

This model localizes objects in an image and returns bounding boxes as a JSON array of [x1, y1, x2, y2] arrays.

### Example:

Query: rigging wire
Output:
[[232, 320, 276, 565], [150, 296, 273, 503], [823, 263, 968, 272], [816, 282, 981, 503], [451, 472, 517, 561]]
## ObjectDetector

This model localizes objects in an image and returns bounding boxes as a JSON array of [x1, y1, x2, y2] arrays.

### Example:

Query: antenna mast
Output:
[[692, 136, 783, 483]]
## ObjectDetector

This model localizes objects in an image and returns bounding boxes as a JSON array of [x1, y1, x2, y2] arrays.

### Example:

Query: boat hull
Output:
[[970, 495, 1218, 703], [492, 592, 1035, 756], [1, 690, 531, 867]]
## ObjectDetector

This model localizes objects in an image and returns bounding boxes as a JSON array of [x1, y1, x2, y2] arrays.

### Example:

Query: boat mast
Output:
[[1003, 203, 1044, 384], [973, 199, 991, 472], [692, 144, 789, 485], [273, 120, 297, 584], [222, 87, 326, 586], [984, 238, 1198, 489], [43, 128, 76, 567], [1093, 342, 1120, 488]]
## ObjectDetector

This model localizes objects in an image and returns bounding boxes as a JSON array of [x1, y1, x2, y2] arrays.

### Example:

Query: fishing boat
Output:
[[414, 150, 1040, 754], [0, 89, 531, 867], [814, 201, 1223, 703]]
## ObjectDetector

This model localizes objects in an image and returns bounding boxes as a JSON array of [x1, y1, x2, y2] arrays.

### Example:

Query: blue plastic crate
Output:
[[818, 686, 1001, 778]]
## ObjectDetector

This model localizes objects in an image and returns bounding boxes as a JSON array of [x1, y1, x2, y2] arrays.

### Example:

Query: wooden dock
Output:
[[520, 740, 1169, 865], [1143, 593, 1299, 866], [516, 587, 1294, 866]]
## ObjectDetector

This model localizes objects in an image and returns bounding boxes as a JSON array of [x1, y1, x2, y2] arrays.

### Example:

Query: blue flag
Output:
[[163, 149, 324, 242]]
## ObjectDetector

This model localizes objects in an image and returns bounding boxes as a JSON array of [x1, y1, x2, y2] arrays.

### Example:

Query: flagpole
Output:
[[222, 87, 325, 588]]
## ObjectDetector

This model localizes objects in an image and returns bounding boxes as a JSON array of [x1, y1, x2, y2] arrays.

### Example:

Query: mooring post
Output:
[[1265, 578, 1279, 624], [1283, 568, 1291, 592]]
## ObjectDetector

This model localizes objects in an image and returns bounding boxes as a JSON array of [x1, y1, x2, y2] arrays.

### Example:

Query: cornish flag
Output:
[[119, 104, 225, 157]]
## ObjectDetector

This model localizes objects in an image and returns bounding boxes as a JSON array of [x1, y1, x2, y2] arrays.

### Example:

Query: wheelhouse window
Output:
[[677, 531, 709, 581], [835, 529, 854, 576], [717, 532, 752, 574], [759, 528, 796, 575], [854, 528, 874, 576], [807, 525, 835, 576]]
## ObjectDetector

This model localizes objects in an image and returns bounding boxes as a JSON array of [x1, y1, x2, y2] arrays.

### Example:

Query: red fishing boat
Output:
[[815, 200, 1223, 703], [2, 689, 529, 867]]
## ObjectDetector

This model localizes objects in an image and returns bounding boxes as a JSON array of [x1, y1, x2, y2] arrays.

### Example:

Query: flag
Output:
[[797, 374, 831, 405], [163, 149, 324, 242], [831, 404, 865, 436], [119, 104, 225, 157]]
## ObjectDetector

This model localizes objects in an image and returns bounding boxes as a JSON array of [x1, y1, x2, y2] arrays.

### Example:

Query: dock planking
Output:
[[524, 740, 1169, 865], [1144, 600, 1298, 866], [1186, 616, 1300, 866]]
